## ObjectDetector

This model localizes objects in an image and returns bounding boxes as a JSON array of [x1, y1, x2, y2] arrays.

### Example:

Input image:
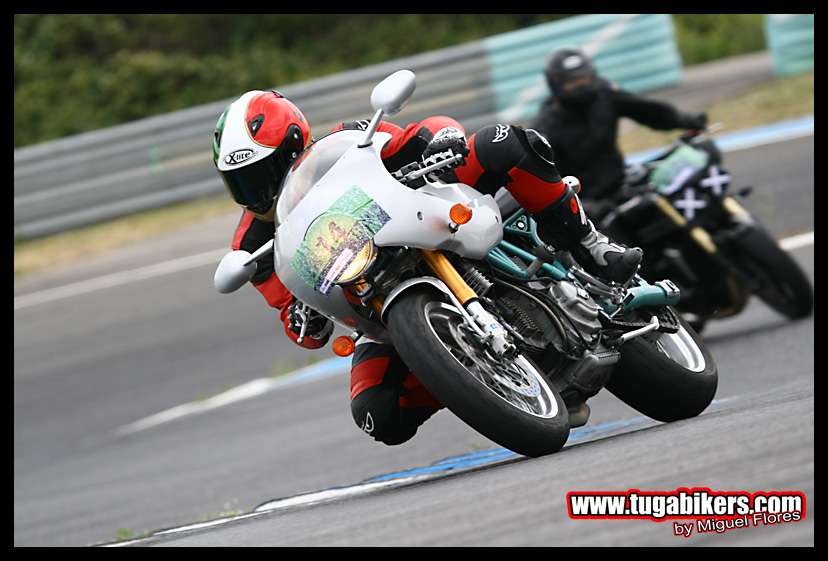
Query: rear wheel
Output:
[[606, 312, 718, 422], [386, 289, 570, 457]]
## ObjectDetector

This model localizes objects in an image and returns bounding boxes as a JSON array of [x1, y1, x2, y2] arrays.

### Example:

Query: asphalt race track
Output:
[[14, 134, 814, 546]]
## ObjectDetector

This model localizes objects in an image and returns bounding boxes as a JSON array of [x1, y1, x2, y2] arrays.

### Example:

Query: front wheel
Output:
[[727, 225, 813, 319], [386, 289, 570, 457], [606, 312, 718, 422]]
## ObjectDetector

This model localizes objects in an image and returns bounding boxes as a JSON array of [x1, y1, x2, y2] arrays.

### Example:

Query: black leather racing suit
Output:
[[528, 79, 703, 203]]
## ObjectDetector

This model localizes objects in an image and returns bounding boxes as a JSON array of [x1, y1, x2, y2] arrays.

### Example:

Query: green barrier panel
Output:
[[765, 14, 814, 77], [486, 14, 683, 122]]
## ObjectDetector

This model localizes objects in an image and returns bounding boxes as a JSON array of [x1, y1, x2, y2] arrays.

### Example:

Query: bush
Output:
[[13, 14, 564, 147], [673, 14, 766, 65], [14, 14, 768, 147]]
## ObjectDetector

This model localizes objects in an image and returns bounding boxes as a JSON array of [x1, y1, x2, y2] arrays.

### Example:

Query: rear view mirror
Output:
[[214, 250, 256, 293], [370, 70, 416, 116]]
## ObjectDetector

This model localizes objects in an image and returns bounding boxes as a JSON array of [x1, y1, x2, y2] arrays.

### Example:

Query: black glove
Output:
[[422, 127, 470, 161], [680, 111, 708, 131], [286, 299, 333, 344], [421, 127, 469, 183]]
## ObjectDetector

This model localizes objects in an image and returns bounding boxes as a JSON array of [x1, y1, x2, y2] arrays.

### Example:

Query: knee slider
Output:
[[522, 128, 557, 167], [512, 126, 562, 182], [351, 385, 416, 445]]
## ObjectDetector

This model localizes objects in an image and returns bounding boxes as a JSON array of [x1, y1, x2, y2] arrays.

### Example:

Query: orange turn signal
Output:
[[332, 335, 356, 357], [449, 203, 473, 225]]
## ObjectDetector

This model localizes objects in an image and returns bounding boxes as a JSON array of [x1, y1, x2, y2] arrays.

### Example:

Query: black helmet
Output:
[[544, 48, 598, 99]]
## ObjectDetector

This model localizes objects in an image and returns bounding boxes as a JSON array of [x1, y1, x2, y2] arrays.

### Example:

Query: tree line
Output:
[[14, 14, 765, 148]]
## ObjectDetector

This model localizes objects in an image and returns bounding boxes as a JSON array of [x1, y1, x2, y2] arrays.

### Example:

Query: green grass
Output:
[[14, 15, 568, 147], [104, 507, 244, 544], [107, 527, 151, 543], [196, 508, 244, 522], [673, 14, 766, 65]]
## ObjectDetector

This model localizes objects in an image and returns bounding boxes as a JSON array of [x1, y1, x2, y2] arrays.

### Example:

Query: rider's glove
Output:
[[423, 127, 469, 160], [421, 127, 470, 182], [284, 299, 334, 349], [423, 127, 470, 160], [680, 111, 708, 131]]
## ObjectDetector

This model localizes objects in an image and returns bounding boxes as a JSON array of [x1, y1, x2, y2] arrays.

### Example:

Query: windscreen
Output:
[[649, 144, 710, 195], [275, 131, 361, 222]]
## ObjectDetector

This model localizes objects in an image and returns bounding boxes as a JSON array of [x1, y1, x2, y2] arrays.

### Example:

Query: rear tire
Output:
[[606, 313, 718, 422], [386, 289, 570, 457]]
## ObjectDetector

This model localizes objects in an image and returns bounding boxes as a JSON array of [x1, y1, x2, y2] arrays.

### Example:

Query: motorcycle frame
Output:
[[487, 209, 679, 314]]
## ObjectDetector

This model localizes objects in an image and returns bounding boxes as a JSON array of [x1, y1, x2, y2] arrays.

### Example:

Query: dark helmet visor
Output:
[[220, 148, 292, 214]]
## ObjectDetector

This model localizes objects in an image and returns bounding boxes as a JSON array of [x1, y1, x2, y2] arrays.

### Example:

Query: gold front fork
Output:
[[418, 249, 516, 356], [419, 249, 478, 304], [367, 249, 476, 324], [653, 194, 718, 255]]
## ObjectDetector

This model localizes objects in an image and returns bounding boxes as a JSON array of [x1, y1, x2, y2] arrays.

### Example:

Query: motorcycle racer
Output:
[[529, 47, 708, 207], [213, 88, 643, 445]]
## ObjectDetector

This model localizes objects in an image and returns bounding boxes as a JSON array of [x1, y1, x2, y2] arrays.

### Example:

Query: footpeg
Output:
[[619, 316, 660, 344]]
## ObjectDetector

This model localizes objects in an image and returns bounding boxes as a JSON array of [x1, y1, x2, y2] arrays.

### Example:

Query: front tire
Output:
[[728, 225, 813, 319], [606, 313, 718, 422], [386, 289, 570, 457]]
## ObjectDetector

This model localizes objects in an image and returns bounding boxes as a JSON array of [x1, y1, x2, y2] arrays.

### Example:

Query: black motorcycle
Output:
[[597, 127, 813, 333]]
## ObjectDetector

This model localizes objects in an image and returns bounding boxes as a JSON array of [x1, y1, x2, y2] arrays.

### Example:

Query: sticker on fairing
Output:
[[291, 186, 391, 295], [649, 144, 710, 194]]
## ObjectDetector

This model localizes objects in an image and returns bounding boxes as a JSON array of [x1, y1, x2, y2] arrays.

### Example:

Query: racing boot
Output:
[[534, 177, 643, 285]]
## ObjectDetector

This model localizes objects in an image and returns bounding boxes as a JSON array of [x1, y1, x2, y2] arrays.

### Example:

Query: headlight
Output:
[[336, 241, 376, 285]]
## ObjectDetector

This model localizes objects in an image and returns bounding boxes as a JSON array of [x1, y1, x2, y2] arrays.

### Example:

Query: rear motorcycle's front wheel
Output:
[[606, 312, 718, 422], [387, 289, 570, 457], [727, 224, 813, 319]]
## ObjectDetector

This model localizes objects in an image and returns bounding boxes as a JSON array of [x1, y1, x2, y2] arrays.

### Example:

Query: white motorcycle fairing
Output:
[[272, 130, 503, 338]]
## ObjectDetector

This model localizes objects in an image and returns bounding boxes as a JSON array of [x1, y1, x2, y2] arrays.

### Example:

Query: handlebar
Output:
[[392, 150, 466, 187], [680, 122, 726, 143], [679, 129, 701, 142]]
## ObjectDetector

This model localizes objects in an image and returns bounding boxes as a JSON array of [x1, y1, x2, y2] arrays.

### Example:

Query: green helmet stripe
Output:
[[212, 106, 230, 164]]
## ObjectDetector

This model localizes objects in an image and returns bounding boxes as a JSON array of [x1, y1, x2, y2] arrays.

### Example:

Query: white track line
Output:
[[779, 231, 814, 251], [254, 476, 422, 512], [16, 229, 814, 311], [113, 378, 275, 436], [153, 512, 267, 535], [112, 357, 350, 437], [101, 476, 422, 546], [14, 248, 227, 310]]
